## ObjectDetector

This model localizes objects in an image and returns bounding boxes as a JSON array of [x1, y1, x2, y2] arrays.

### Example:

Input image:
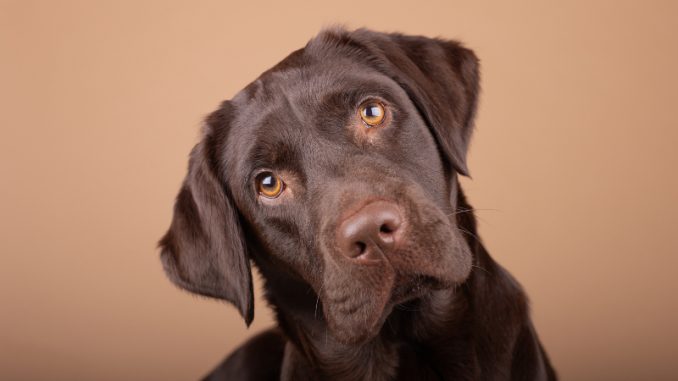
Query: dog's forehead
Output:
[[233, 60, 369, 125], [226, 54, 401, 151]]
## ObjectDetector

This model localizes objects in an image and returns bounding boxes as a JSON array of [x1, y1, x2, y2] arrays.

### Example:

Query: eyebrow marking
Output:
[[246, 110, 305, 177]]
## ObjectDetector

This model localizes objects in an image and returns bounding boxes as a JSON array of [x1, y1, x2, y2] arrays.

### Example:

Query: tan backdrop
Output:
[[2, 1, 677, 380]]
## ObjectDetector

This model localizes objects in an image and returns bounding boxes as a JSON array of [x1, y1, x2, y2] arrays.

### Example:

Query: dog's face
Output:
[[160, 29, 480, 345]]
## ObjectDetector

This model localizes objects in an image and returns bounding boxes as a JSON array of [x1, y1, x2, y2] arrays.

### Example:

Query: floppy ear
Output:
[[352, 30, 480, 176], [159, 103, 254, 325]]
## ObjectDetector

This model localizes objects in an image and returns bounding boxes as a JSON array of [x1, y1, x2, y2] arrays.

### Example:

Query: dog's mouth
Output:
[[320, 245, 469, 346], [390, 274, 449, 305]]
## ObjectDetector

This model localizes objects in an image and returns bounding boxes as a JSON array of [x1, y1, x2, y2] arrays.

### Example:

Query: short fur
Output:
[[160, 28, 556, 380]]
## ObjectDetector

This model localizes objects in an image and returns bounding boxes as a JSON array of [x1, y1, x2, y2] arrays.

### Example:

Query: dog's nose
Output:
[[337, 201, 403, 261]]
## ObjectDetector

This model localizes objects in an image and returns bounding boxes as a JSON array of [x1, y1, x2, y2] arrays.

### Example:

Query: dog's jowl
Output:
[[160, 28, 556, 381]]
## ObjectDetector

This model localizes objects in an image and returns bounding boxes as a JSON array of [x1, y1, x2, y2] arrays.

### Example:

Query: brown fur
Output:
[[160, 27, 556, 380]]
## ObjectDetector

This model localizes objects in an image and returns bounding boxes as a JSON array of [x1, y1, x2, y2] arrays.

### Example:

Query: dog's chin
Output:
[[325, 302, 395, 345], [323, 275, 463, 345], [321, 273, 395, 345]]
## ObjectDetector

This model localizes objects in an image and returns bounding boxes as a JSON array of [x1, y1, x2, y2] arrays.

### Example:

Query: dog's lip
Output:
[[390, 275, 449, 305], [351, 253, 383, 265]]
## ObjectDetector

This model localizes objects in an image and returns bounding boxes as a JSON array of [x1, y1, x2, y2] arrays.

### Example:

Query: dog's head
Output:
[[160, 28, 480, 344]]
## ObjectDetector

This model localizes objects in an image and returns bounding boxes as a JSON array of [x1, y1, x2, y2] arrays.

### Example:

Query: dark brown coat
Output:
[[160, 28, 556, 381]]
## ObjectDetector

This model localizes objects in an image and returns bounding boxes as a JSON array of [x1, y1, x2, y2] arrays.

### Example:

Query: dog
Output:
[[159, 27, 556, 381]]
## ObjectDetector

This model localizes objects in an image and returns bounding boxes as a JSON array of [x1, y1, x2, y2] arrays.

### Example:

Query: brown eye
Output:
[[256, 171, 284, 198], [359, 102, 385, 127]]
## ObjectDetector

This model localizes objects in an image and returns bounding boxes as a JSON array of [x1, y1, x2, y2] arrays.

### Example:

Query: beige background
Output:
[[2, 1, 677, 380]]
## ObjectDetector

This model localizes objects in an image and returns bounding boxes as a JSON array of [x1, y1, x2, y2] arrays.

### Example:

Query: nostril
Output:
[[379, 223, 394, 234], [352, 241, 367, 257], [377, 212, 402, 247]]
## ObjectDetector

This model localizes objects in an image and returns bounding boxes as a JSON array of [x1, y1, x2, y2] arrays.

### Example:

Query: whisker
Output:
[[456, 226, 481, 242], [314, 284, 323, 320], [445, 207, 499, 227], [445, 207, 500, 217], [386, 314, 396, 334], [395, 303, 422, 312], [471, 264, 490, 275]]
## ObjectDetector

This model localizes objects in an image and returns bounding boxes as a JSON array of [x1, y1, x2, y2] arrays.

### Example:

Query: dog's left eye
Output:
[[256, 172, 285, 199], [359, 102, 385, 127]]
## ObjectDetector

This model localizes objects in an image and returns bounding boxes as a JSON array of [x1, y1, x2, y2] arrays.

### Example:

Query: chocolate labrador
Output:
[[159, 27, 556, 380]]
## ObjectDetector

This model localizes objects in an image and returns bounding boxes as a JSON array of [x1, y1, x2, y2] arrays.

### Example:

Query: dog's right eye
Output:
[[255, 171, 285, 199], [359, 101, 386, 127]]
